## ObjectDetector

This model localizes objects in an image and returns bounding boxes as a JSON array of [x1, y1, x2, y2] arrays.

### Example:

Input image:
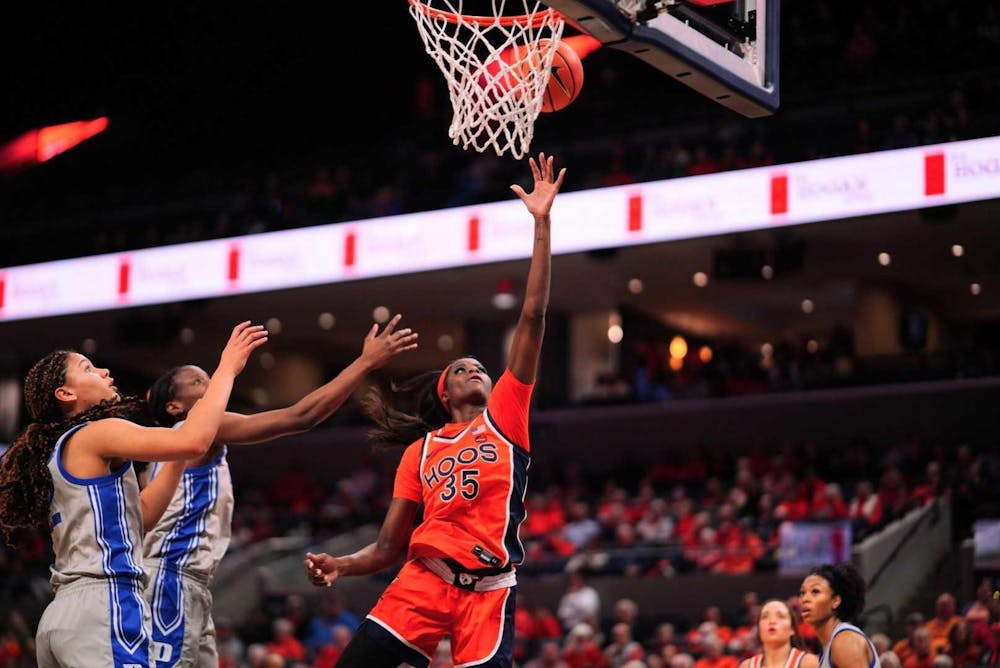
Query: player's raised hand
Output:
[[216, 321, 269, 377], [359, 314, 419, 370], [510, 152, 566, 218]]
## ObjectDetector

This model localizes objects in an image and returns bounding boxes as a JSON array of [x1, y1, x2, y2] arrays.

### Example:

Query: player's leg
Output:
[[340, 560, 452, 668], [450, 586, 517, 668], [147, 567, 187, 667], [336, 620, 424, 668], [194, 583, 219, 667]]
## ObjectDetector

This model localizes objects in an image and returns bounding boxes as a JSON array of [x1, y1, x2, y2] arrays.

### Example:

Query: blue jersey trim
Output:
[[183, 446, 227, 475], [54, 422, 133, 486]]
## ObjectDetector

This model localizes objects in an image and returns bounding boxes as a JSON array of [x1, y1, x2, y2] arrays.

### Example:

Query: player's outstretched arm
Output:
[[220, 314, 418, 445], [506, 153, 565, 385], [304, 497, 419, 586]]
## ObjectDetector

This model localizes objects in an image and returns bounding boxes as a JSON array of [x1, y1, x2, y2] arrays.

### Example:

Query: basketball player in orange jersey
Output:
[[303, 152, 566, 668], [739, 599, 820, 668]]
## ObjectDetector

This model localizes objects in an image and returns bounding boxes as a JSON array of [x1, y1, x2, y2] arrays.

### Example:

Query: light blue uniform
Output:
[[142, 430, 234, 668], [35, 422, 153, 668], [819, 621, 878, 668]]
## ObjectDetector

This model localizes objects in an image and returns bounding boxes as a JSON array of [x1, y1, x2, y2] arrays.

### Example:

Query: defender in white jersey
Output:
[[141, 438, 235, 667], [143, 315, 417, 667], [799, 563, 878, 668], [0, 321, 266, 668], [739, 599, 819, 668]]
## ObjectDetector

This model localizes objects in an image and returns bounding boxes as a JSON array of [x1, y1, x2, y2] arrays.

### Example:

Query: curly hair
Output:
[[808, 562, 867, 623], [0, 350, 152, 545], [360, 368, 454, 450]]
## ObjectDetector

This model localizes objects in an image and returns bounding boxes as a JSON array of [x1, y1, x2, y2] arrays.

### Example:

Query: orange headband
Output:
[[436, 366, 450, 410]]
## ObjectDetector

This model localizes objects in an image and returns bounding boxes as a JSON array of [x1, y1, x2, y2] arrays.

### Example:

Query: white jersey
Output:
[[142, 435, 234, 580], [47, 422, 146, 589], [819, 622, 878, 668], [141, 422, 234, 667]]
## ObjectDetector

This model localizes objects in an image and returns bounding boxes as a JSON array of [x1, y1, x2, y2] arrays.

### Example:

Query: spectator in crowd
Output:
[[558, 572, 603, 632], [302, 593, 361, 656], [514, 602, 541, 664], [563, 623, 608, 668], [881, 651, 903, 668], [564, 499, 603, 551], [925, 594, 962, 655], [265, 618, 305, 664], [871, 633, 892, 656], [699, 606, 734, 648], [312, 624, 354, 668], [216, 617, 245, 668], [848, 481, 884, 538], [737, 592, 762, 628], [636, 498, 675, 545], [607, 598, 640, 638], [524, 639, 572, 668], [694, 635, 739, 668], [603, 622, 645, 668], [646, 622, 679, 659], [715, 517, 765, 575], [673, 653, 697, 668], [524, 490, 568, 543], [536, 607, 566, 642], [878, 468, 911, 521], [684, 526, 724, 574], [944, 620, 980, 668], [961, 579, 995, 616], [911, 462, 944, 506], [892, 613, 925, 664], [902, 628, 934, 668], [811, 483, 849, 520]]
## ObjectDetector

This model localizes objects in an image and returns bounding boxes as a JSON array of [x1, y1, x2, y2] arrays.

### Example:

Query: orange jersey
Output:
[[394, 369, 533, 571]]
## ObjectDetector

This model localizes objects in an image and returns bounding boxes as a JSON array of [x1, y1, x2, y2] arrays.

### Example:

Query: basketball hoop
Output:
[[408, 0, 566, 159]]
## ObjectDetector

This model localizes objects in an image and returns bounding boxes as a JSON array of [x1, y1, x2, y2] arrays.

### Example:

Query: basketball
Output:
[[540, 38, 585, 113], [501, 37, 593, 114]]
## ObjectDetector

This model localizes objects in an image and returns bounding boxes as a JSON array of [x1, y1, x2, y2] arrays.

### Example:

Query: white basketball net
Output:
[[408, 0, 566, 159]]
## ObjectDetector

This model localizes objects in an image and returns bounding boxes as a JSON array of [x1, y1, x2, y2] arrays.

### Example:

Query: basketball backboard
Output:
[[542, 0, 780, 117]]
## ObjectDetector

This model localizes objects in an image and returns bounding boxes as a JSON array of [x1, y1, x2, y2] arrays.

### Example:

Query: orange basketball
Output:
[[501, 37, 591, 113], [540, 38, 585, 113]]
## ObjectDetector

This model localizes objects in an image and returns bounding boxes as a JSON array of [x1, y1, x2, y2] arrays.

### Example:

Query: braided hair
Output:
[[360, 368, 454, 451], [147, 366, 184, 427], [0, 350, 151, 545]]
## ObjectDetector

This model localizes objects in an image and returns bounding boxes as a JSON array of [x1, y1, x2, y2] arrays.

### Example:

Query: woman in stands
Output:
[[0, 321, 267, 668], [143, 315, 417, 667], [739, 599, 819, 668], [303, 153, 566, 668], [799, 562, 878, 668]]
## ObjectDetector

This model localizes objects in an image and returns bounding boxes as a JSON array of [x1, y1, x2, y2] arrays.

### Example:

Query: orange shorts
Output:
[[366, 558, 516, 667]]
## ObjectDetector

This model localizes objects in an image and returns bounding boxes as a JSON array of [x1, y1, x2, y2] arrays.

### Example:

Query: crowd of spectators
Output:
[[13, 579, 985, 668], [514, 435, 997, 576]]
